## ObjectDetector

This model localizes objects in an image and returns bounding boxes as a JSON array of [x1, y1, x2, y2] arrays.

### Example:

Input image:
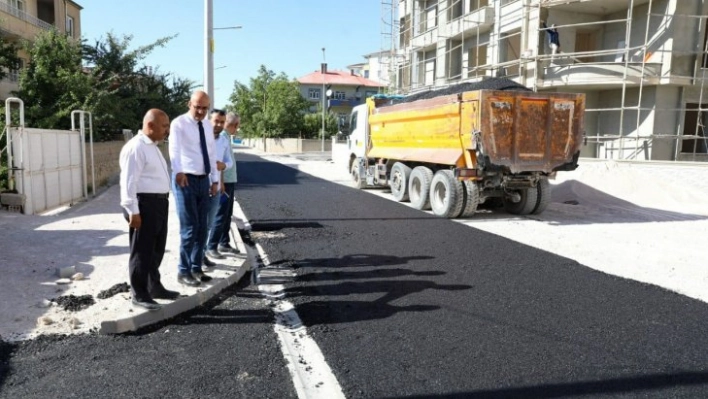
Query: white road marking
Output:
[[233, 202, 345, 399]]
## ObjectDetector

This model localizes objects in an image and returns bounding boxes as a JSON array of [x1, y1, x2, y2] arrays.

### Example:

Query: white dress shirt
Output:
[[214, 133, 234, 173], [168, 113, 219, 184], [120, 131, 171, 215]]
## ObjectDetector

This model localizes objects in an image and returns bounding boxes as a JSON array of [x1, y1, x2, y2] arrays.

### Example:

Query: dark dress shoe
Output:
[[203, 256, 216, 267], [205, 249, 225, 259], [132, 298, 161, 311], [192, 271, 213, 282], [151, 289, 181, 300], [177, 273, 201, 287]]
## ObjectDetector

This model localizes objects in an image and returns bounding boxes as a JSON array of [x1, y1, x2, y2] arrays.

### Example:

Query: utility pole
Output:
[[204, 0, 214, 99], [321, 47, 326, 152]]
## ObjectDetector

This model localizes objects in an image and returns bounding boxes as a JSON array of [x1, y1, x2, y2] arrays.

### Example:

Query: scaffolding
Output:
[[386, 0, 708, 162]]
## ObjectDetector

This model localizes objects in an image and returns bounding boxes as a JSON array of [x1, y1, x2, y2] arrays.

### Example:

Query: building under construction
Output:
[[380, 0, 708, 161]]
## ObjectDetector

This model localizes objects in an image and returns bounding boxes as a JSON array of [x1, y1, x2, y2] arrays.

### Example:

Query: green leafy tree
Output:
[[14, 30, 92, 130], [301, 112, 338, 139], [0, 37, 20, 81], [229, 65, 310, 138], [82, 33, 191, 138]]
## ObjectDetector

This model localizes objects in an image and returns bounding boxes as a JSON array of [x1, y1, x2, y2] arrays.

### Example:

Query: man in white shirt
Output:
[[169, 90, 220, 287], [120, 109, 179, 311], [203, 109, 231, 266]]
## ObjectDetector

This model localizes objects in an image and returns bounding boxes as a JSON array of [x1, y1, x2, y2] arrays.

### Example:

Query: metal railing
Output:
[[0, 2, 54, 31]]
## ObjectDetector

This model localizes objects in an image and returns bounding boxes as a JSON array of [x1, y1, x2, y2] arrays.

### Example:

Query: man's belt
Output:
[[137, 193, 169, 199]]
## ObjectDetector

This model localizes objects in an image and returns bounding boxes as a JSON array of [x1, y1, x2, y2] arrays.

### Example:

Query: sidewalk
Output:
[[0, 183, 250, 342]]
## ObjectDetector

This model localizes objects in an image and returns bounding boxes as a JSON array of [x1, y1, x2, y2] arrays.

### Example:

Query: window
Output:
[[8, 59, 24, 82], [364, 70, 369, 78], [8, 0, 24, 17], [469, 0, 489, 12], [682, 104, 708, 154], [334, 91, 346, 100], [417, 0, 437, 33], [446, 39, 463, 81], [66, 15, 75, 38], [468, 44, 488, 78], [417, 49, 436, 86], [448, 0, 463, 21], [308, 88, 321, 100]]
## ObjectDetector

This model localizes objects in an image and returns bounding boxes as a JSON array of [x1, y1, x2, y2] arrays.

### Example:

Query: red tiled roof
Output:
[[297, 70, 385, 87]]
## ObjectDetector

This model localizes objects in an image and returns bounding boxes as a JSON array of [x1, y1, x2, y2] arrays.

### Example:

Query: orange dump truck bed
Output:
[[367, 89, 585, 174]]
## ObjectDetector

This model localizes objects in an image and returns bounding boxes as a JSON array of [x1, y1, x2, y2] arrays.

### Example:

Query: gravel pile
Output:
[[397, 78, 531, 104], [52, 295, 96, 312], [97, 282, 131, 299]]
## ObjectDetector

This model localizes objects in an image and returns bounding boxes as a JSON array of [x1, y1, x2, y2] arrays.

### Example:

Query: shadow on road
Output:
[[381, 370, 708, 398]]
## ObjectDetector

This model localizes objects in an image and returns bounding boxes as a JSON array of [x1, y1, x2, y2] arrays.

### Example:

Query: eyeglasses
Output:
[[211, 108, 226, 116]]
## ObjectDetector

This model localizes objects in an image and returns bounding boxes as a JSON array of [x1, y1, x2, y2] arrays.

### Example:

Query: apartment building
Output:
[[297, 63, 386, 127], [389, 0, 708, 161], [0, 0, 82, 100]]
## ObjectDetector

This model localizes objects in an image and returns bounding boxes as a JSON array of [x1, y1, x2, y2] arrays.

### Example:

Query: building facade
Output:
[[0, 0, 82, 100], [390, 0, 708, 161], [297, 64, 386, 128]]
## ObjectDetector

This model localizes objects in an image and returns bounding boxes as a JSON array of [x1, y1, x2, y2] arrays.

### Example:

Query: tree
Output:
[[82, 33, 191, 139], [228, 65, 310, 138], [0, 37, 20, 81], [301, 112, 339, 139]]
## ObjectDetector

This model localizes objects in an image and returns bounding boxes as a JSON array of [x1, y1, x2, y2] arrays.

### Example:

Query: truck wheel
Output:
[[459, 180, 480, 218], [531, 178, 551, 215], [409, 166, 433, 210], [390, 162, 411, 202], [351, 158, 366, 189], [503, 187, 538, 215], [430, 170, 465, 218]]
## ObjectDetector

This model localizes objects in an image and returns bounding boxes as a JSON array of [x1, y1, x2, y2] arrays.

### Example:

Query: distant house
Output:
[[297, 64, 386, 127], [0, 0, 83, 100]]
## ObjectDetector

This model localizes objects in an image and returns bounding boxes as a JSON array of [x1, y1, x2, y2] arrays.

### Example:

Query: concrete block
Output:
[[56, 265, 76, 278]]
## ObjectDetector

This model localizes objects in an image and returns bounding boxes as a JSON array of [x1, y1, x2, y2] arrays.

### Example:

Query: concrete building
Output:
[[386, 0, 708, 161], [0, 0, 82, 100], [297, 64, 386, 127]]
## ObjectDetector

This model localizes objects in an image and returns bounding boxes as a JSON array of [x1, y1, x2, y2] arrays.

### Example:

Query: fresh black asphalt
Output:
[[235, 153, 708, 399], [3, 152, 708, 399], [0, 279, 297, 399]]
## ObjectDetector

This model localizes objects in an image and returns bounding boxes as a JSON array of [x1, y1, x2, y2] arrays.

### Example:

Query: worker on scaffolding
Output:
[[542, 21, 560, 59]]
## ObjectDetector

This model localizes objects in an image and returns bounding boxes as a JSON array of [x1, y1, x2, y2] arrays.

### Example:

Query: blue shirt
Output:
[[220, 132, 238, 183]]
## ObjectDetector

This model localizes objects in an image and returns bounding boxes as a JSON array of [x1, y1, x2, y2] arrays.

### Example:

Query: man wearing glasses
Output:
[[168, 90, 220, 287], [206, 111, 241, 259]]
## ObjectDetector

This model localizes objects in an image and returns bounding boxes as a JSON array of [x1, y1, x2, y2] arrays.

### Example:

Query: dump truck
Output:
[[344, 81, 585, 218]]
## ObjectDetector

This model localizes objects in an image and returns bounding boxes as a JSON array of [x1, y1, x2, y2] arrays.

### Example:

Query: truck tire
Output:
[[390, 162, 411, 202], [459, 180, 480, 218], [531, 178, 551, 215], [503, 187, 538, 215], [409, 166, 433, 210], [351, 158, 367, 189], [430, 170, 465, 218]]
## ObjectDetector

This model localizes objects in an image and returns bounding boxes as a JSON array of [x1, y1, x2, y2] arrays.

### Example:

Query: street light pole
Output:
[[204, 0, 241, 101], [321, 47, 326, 152], [204, 0, 214, 98]]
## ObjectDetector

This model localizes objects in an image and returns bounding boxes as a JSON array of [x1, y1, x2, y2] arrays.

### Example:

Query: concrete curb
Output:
[[99, 217, 251, 335]]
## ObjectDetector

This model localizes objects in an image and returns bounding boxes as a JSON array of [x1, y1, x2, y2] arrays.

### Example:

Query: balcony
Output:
[[0, 1, 54, 38], [439, 6, 494, 39], [329, 98, 363, 108], [541, 61, 662, 88]]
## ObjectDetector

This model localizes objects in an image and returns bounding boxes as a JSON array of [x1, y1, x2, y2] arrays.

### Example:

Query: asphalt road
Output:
[[3, 152, 708, 399], [235, 153, 708, 399], [0, 279, 297, 399]]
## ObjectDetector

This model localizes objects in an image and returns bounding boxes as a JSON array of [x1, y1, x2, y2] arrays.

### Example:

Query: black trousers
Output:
[[125, 195, 169, 301]]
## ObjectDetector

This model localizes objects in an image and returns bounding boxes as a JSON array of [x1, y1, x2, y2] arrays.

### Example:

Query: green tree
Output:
[[228, 65, 310, 138], [301, 111, 338, 139], [14, 30, 92, 130], [0, 37, 20, 81], [82, 33, 191, 138]]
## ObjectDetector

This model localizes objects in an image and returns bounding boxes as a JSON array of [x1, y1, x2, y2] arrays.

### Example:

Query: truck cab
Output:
[[345, 103, 369, 178]]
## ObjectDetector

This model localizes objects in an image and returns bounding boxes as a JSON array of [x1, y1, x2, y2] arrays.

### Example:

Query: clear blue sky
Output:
[[81, 0, 384, 108]]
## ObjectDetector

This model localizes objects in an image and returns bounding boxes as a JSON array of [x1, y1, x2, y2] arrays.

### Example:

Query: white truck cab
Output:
[[345, 103, 369, 179]]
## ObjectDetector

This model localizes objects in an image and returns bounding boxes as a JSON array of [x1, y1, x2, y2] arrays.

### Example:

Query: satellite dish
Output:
[[326, 89, 333, 97]]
